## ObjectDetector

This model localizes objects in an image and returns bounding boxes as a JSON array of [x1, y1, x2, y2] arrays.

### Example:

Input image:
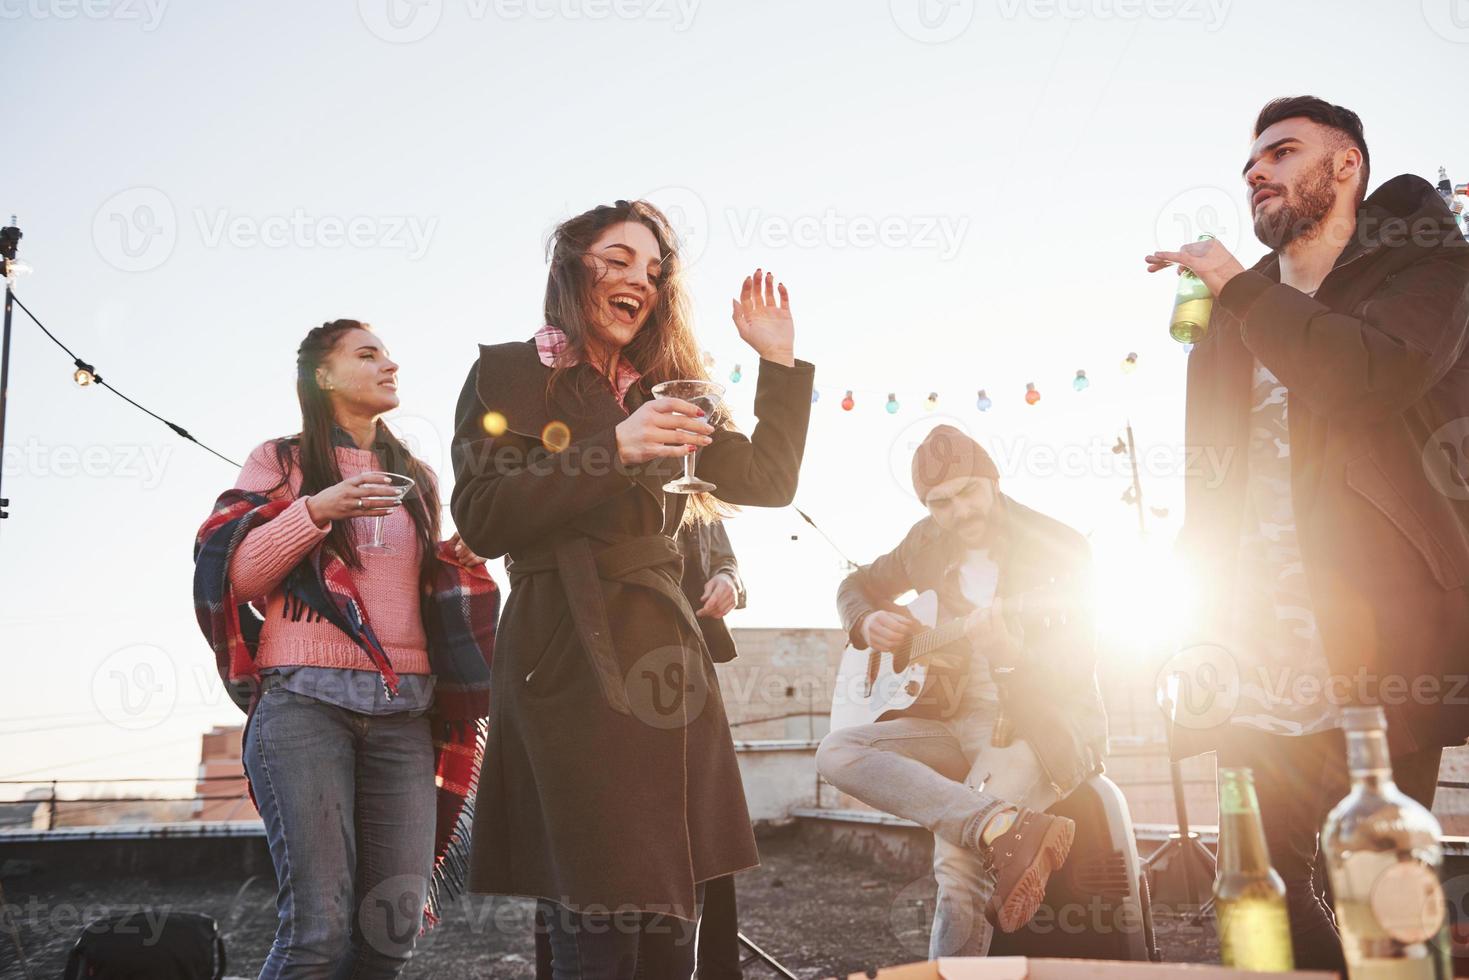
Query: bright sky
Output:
[[2, 0, 1467, 793]]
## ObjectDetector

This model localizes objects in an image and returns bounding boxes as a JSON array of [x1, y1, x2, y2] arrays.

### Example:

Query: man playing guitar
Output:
[[816, 424, 1108, 957]]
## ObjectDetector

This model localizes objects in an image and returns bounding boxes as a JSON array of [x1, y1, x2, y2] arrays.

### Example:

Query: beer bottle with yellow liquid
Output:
[[1169, 234, 1214, 344], [1322, 706, 1451, 979], [1213, 766, 1295, 971]]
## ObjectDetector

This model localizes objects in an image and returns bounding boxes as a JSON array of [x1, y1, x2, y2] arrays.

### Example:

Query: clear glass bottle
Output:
[[1213, 766, 1296, 970], [1322, 706, 1451, 979], [1169, 234, 1214, 344]]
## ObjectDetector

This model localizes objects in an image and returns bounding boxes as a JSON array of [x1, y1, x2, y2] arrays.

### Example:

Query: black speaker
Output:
[[63, 909, 225, 980], [987, 774, 1158, 961]]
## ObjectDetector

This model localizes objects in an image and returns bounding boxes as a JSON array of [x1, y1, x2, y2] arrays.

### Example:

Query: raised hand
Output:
[[731, 268, 795, 367]]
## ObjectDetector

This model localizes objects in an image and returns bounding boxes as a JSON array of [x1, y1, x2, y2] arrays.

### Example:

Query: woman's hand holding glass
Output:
[[304, 473, 402, 527], [615, 397, 715, 467]]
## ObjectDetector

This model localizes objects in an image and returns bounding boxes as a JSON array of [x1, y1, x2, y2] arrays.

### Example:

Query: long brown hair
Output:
[[543, 199, 734, 522], [266, 320, 441, 581]]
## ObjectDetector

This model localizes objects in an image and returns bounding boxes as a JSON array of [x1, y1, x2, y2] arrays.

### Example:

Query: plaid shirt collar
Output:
[[534, 322, 643, 409]]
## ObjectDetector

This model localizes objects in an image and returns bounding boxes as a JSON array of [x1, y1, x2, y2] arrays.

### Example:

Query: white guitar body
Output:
[[830, 590, 956, 733]]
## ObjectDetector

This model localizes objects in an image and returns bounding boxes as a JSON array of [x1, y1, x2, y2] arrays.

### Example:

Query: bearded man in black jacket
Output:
[[1147, 96, 1469, 973]]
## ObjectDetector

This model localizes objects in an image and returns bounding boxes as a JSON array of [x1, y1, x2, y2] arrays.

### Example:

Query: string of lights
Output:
[[9, 293, 240, 468]]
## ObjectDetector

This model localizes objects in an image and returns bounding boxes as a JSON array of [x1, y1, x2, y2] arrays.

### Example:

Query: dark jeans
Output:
[[695, 875, 741, 980], [243, 687, 437, 980], [1216, 728, 1443, 975], [535, 884, 705, 980]]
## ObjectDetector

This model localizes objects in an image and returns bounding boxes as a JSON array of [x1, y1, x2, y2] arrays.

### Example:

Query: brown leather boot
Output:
[[985, 808, 1076, 933]]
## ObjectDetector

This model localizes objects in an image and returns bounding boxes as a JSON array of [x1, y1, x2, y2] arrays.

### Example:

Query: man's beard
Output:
[[957, 511, 998, 546], [1253, 156, 1337, 250]]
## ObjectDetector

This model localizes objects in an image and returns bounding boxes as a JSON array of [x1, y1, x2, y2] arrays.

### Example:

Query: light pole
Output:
[[0, 218, 22, 525]]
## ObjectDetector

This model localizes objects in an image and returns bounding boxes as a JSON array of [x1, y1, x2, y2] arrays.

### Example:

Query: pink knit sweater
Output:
[[228, 440, 431, 675]]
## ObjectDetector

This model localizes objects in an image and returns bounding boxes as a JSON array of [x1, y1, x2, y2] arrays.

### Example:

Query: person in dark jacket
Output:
[[451, 199, 814, 980], [1146, 96, 1469, 973], [533, 519, 748, 979], [815, 424, 1107, 958], [678, 519, 746, 980]]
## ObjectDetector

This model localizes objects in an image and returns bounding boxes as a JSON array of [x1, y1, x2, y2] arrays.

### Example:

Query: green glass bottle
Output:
[[1322, 706, 1451, 979], [1213, 767, 1295, 971], [1169, 235, 1214, 344]]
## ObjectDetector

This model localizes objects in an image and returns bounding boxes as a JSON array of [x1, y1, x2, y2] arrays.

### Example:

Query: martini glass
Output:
[[651, 380, 725, 494], [358, 471, 415, 556]]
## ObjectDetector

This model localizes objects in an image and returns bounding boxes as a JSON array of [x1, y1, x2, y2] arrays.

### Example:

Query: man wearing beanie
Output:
[[816, 424, 1107, 957]]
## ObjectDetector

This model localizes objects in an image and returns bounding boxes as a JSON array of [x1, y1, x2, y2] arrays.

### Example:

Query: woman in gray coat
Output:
[[450, 199, 814, 979]]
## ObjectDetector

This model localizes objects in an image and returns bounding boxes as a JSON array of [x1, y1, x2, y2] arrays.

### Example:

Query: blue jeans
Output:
[[816, 703, 1060, 958], [536, 884, 704, 980], [243, 686, 437, 980]]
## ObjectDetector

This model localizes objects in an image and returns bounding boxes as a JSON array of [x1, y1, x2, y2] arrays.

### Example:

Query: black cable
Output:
[[791, 505, 859, 570], [10, 293, 240, 468]]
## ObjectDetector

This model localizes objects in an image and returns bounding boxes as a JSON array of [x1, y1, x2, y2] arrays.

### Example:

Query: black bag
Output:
[[62, 909, 225, 980]]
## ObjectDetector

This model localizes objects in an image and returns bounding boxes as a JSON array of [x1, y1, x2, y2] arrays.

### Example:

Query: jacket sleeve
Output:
[[449, 358, 638, 560], [706, 521, 746, 609], [1225, 251, 1469, 425], [837, 522, 923, 649], [698, 358, 815, 507], [227, 442, 330, 602], [1018, 533, 1097, 682]]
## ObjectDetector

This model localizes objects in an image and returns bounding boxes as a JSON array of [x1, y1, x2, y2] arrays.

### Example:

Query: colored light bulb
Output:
[[976, 389, 992, 412], [729, 365, 742, 383], [841, 390, 855, 411], [1025, 382, 1041, 405], [1073, 370, 1089, 392], [1121, 352, 1139, 374], [925, 391, 938, 411], [885, 393, 900, 414]]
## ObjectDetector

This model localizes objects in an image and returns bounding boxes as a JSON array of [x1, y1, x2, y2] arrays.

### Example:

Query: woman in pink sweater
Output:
[[232, 319, 481, 980]]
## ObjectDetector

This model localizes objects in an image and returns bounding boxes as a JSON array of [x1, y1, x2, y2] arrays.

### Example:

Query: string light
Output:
[[841, 390, 855, 411], [1025, 382, 1040, 405], [729, 364, 742, 384], [1073, 369, 1089, 392], [885, 393, 900, 415], [10, 294, 239, 467], [976, 389, 992, 412]]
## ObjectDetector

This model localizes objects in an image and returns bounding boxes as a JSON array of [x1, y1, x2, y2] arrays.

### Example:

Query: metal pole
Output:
[[1125, 419, 1145, 537], [0, 219, 22, 525]]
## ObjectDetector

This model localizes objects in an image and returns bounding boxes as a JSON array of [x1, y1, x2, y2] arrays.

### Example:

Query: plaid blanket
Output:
[[192, 489, 498, 924]]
